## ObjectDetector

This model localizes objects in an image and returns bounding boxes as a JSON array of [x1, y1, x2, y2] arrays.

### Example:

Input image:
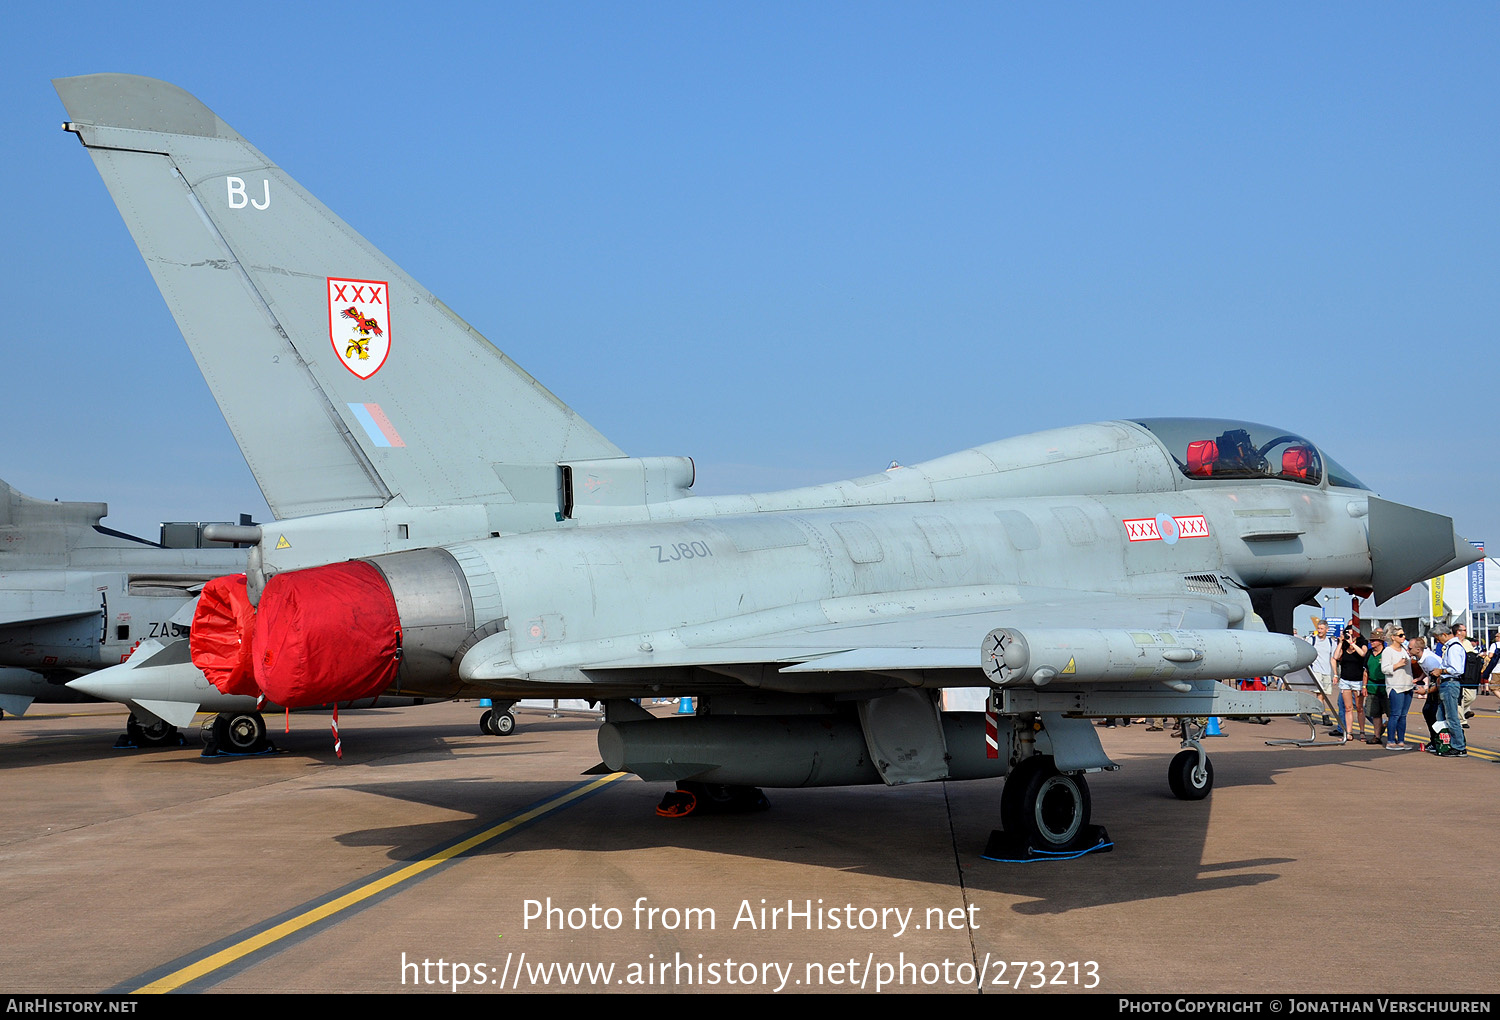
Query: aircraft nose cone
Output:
[[1367, 496, 1482, 603]]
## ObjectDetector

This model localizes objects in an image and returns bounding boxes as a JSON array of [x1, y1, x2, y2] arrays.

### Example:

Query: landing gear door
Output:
[[856, 688, 950, 786], [1035, 712, 1116, 773]]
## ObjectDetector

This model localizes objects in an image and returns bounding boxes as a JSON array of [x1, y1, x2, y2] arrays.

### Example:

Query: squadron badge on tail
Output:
[[327, 278, 391, 379]]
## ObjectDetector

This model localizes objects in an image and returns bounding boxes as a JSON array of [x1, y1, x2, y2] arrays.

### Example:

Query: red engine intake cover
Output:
[[252, 560, 402, 708], [189, 574, 259, 696]]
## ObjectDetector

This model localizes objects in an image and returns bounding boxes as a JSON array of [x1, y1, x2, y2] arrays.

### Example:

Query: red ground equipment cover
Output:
[[190, 574, 259, 696], [252, 560, 402, 708]]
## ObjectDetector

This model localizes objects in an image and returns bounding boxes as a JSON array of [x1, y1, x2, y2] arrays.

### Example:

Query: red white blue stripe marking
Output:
[[347, 402, 406, 447]]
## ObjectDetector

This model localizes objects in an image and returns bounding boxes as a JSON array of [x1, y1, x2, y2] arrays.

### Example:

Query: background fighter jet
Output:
[[0, 669, 78, 718], [0, 467, 444, 752], [0, 475, 245, 738], [55, 74, 1479, 856]]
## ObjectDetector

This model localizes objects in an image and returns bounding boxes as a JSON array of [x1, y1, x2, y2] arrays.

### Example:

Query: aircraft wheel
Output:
[[1012, 761, 1091, 851], [669, 781, 768, 814], [493, 710, 517, 736], [127, 714, 178, 748], [479, 709, 495, 735], [1168, 749, 1213, 800], [999, 755, 1050, 835], [215, 712, 268, 753]]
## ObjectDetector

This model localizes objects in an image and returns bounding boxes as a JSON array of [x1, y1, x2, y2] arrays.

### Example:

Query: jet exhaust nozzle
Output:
[[192, 550, 480, 707]]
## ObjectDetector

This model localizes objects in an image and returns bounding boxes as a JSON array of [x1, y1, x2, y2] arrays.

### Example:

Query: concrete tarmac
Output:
[[2, 697, 1497, 994]]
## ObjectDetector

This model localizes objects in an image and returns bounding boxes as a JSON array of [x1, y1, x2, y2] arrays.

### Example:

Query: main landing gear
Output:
[[201, 711, 273, 756], [656, 781, 771, 818], [985, 755, 1111, 861], [985, 720, 1215, 860]]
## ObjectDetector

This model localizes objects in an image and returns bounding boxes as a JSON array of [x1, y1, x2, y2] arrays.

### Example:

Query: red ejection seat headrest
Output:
[[1185, 440, 1217, 477], [1281, 445, 1313, 480]]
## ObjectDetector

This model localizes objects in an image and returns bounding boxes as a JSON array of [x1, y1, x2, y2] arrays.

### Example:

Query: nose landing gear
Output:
[[479, 703, 518, 737], [1168, 720, 1214, 800], [1168, 748, 1213, 800]]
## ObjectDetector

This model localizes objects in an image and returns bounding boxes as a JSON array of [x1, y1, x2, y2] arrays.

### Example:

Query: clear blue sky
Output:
[[2, 2, 1496, 549]]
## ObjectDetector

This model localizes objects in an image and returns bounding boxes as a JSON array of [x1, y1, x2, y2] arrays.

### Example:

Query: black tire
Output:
[[1000, 755, 1049, 835], [494, 710, 516, 736], [479, 709, 495, 735], [128, 714, 178, 748], [1168, 749, 1213, 800], [215, 712, 268, 753], [674, 782, 768, 814]]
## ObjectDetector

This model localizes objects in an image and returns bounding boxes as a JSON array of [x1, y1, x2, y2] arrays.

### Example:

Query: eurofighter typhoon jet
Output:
[[53, 74, 1479, 857]]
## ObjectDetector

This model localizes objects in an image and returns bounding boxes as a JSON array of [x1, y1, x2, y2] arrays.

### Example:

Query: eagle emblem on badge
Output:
[[327, 278, 391, 379]]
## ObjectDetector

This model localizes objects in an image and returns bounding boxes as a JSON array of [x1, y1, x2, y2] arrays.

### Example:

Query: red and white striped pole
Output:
[[985, 691, 1000, 759]]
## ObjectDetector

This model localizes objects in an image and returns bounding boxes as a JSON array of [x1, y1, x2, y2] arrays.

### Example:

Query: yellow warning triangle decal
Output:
[[275, 535, 291, 550], [1062, 657, 1075, 674]]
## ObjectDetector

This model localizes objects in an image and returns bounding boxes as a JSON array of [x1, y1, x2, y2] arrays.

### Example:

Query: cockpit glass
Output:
[[1129, 418, 1367, 490], [1320, 451, 1370, 490]]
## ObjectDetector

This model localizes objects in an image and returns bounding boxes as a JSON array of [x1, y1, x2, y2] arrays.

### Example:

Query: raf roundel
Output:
[[1154, 513, 1180, 545], [327, 278, 392, 379]]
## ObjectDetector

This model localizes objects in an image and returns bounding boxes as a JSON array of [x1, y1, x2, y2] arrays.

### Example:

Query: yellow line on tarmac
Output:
[[1401, 734, 1497, 761], [133, 772, 628, 993]]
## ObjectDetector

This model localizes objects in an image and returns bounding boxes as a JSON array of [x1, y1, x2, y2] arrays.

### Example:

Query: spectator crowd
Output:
[[1303, 617, 1495, 756]]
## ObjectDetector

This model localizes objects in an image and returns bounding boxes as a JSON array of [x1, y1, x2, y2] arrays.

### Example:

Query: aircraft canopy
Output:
[[1130, 418, 1369, 490]]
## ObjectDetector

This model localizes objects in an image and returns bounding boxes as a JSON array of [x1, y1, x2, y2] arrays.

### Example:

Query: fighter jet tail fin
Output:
[[0, 476, 154, 564], [54, 74, 624, 521], [0, 476, 107, 531]]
